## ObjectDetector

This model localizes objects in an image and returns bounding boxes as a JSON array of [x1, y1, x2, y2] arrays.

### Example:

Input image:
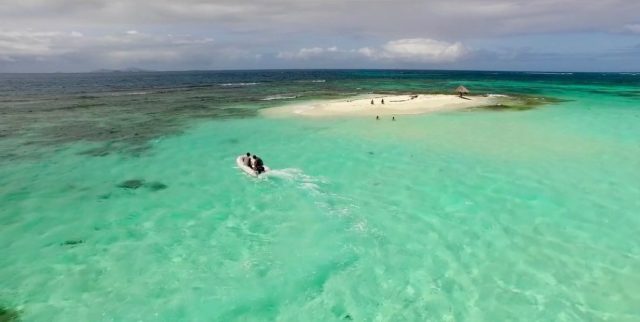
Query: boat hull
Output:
[[236, 156, 270, 177]]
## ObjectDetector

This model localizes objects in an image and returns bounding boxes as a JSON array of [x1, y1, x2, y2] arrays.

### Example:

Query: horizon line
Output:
[[0, 68, 638, 75]]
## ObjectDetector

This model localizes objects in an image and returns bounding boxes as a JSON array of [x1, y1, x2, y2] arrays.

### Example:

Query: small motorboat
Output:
[[236, 155, 270, 177]]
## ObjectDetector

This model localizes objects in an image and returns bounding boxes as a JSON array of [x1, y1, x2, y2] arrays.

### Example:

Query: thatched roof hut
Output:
[[456, 85, 469, 97]]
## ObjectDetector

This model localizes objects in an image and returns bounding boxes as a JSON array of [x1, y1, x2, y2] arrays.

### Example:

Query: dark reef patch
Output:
[[55, 102, 109, 111], [116, 179, 167, 191], [61, 240, 84, 246], [479, 95, 569, 111], [98, 193, 111, 200], [0, 87, 258, 157], [78, 141, 154, 158], [172, 103, 209, 111], [0, 306, 20, 322], [80, 145, 112, 157], [188, 107, 256, 120], [482, 104, 535, 111], [589, 89, 640, 97], [146, 182, 168, 191], [118, 179, 145, 189]]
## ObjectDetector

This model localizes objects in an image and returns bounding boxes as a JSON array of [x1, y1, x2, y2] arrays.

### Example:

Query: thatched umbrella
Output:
[[456, 85, 469, 97]]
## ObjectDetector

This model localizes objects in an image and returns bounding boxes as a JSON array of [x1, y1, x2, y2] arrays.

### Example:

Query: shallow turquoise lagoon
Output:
[[1, 71, 639, 321]]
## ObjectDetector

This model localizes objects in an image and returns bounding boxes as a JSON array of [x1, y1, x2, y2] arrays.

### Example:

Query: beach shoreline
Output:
[[261, 94, 500, 117]]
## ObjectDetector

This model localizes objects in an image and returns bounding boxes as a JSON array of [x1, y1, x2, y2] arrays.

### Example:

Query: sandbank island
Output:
[[262, 94, 505, 117]]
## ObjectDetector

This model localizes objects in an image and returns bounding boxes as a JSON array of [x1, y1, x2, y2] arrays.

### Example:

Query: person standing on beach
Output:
[[381, 98, 385, 104], [371, 99, 374, 105]]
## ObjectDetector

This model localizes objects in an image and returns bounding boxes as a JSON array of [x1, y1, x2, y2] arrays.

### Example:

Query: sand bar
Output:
[[262, 94, 501, 117]]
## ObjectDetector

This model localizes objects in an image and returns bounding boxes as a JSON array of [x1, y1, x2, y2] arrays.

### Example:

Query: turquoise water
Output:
[[1, 71, 640, 321]]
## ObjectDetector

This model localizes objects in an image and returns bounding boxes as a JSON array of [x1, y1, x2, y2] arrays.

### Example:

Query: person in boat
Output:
[[242, 152, 252, 167], [252, 155, 265, 174]]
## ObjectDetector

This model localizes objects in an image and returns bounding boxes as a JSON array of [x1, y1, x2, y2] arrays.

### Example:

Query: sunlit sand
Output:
[[262, 94, 500, 117]]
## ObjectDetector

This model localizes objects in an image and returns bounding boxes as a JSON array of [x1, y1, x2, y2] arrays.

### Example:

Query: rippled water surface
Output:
[[1, 70, 639, 321]]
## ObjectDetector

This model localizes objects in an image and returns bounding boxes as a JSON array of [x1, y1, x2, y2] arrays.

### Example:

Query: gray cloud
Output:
[[3, 1, 640, 37], [278, 38, 468, 63], [0, 29, 261, 72], [1, 1, 639, 71], [625, 24, 640, 33]]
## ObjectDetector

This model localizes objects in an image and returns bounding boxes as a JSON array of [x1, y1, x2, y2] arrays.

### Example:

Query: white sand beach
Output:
[[262, 94, 500, 117]]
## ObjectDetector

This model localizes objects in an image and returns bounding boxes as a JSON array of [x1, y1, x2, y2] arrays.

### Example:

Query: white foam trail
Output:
[[262, 168, 300, 180], [486, 94, 509, 97], [260, 94, 298, 101], [263, 168, 327, 193], [264, 168, 359, 221], [108, 91, 150, 96], [265, 168, 325, 183], [219, 82, 259, 86]]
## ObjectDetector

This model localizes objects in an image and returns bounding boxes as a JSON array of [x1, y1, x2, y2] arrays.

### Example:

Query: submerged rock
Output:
[[61, 240, 84, 246], [145, 182, 168, 191], [116, 179, 167, 192], [118, 179, 144, 189], [98, 193, 111, 200], [0, 306, 20, 322], [480, 95, 568, 111], [79, 145, 111, 157]]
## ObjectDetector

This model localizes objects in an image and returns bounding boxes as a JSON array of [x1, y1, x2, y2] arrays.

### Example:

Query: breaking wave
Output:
[[296, 79, 326, 83], [219, 82, 259, 87], [527, 72, 573, 75], [260, 94, 298, 101]]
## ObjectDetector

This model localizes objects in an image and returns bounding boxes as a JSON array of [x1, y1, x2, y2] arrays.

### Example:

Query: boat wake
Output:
[[265, 168, 358, 224], [263, 168, 327, 194]]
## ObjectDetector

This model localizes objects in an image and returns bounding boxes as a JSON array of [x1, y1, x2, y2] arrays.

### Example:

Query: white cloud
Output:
[[105, 49, 179, 63], [376, 38, 467, 63], [357, 47, 375, 57], [625, 24, 640, 33], [278, 38, 468, 64], [277, 47, 331, 59]]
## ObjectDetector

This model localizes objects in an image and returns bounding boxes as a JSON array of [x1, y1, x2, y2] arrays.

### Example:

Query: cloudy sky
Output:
[[1, 0, 639, 72]]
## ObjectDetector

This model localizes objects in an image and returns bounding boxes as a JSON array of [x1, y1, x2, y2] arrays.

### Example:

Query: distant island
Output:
[[91, 67, 153, 73]]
